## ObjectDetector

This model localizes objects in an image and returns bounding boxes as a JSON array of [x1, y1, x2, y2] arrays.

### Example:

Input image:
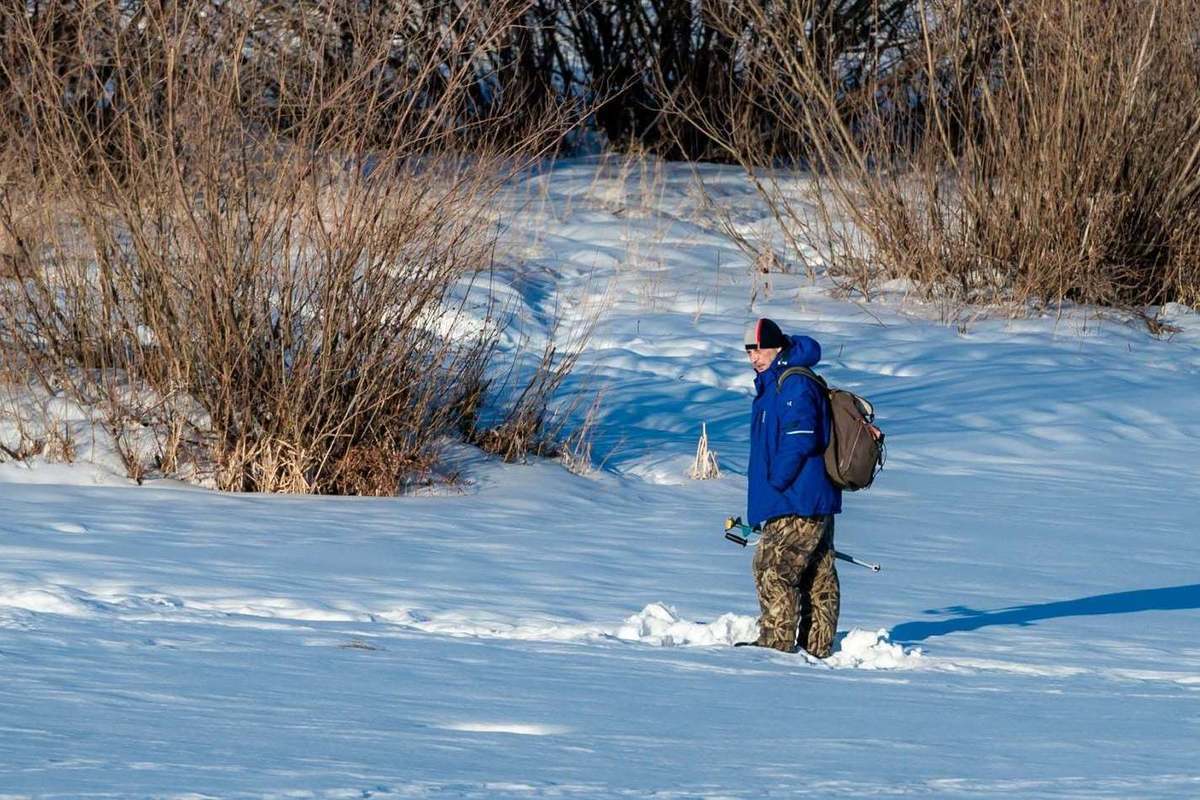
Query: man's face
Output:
[[747, 346, 781, 373]]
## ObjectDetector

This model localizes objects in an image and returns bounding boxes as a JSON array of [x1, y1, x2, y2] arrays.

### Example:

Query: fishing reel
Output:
[[723, 516, 758, 547]]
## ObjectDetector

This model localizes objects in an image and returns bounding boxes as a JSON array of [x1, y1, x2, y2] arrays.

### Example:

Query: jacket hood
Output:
[[776, 334, 821, 370]]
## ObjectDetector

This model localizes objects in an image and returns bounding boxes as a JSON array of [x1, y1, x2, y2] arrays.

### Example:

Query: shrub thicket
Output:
[[0, 0, 578, 492], [683, 0, 1200, 310]]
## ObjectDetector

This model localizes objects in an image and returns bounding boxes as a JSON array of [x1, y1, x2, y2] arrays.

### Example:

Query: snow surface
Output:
[[2, 158, 1199, 798]]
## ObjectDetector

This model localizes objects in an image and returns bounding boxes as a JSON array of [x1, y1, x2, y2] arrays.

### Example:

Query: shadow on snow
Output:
[[890, 584, 1200, 643]]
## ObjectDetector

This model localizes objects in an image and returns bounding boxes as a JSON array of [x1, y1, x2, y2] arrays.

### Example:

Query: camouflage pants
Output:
[[752, 514, 839, 657]]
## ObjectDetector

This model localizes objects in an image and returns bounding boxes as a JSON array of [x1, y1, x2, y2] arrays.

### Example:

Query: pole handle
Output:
[[834, 551, 881, 572]]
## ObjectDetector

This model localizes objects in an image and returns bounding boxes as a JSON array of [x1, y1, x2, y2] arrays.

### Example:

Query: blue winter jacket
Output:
[[747, 335, 842, 527]]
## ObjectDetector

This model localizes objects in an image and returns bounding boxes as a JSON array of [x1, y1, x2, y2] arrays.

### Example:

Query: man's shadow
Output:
[[890, 584, 1200, 643]]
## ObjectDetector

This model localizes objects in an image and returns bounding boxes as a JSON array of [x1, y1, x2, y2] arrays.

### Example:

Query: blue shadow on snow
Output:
[[890, 584, 1200, 643]]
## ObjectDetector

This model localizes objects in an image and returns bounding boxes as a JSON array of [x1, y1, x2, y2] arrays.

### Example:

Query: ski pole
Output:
[[723, 516, 881, 572]]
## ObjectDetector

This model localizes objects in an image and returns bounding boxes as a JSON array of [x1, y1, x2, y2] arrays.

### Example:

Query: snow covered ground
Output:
[[2, 158, 1199, 798]]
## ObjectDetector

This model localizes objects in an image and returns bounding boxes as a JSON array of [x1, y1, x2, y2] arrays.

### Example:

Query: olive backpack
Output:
[[778, 366, 885, 491]]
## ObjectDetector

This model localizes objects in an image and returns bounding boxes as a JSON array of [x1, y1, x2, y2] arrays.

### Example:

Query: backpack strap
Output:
[[777, 365, 828, 393]]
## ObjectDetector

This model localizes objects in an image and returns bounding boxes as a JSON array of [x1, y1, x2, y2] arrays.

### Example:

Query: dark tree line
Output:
[[2, 0, 920, 162]]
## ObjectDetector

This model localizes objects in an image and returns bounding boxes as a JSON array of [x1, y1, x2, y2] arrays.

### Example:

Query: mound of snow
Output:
[[0, 586, 93, 617], [827, 629, 923, 669], [615, 602, 758, 647]]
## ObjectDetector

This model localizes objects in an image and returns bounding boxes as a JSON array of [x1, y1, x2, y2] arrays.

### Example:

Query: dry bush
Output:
[[471, 328, 589, 463], [464, 275, 606, 464], [108, 417, 148, 485], [0, 436, 44, 463], [0, 386, 47, 462], [684, 0, 1200, 311], [559, 391, 603, 476], [689, 422, 720, 480], [0, 0, 576, 493], [0, 360, 78, 466]]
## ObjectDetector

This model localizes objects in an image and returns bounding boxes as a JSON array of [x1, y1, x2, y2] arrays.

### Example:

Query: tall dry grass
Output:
[[0, 0, 577, 492], [685, 0, 1200, 312]]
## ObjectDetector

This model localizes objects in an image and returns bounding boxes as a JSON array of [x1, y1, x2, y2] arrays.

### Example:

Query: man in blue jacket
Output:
[[743, 318, 841, 657]]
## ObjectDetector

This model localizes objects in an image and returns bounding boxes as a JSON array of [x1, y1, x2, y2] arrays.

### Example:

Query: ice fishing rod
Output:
[[723, 516, 882, 572]]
